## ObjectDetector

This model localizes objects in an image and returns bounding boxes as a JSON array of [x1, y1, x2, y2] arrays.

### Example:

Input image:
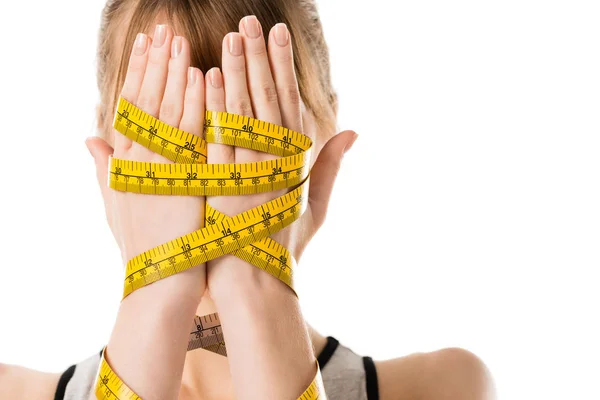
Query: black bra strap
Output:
[[316, 336, 339, 369], [53, 364, 75, 400], [363, 356, 380, 400]]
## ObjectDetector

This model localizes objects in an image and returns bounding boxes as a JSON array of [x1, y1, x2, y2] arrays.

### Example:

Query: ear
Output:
[[86, 136, 115, 231], [308, 130, 358, 229]]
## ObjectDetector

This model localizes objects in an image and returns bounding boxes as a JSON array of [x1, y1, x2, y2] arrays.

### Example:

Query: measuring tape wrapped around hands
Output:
[[93, 97, 325, 399]]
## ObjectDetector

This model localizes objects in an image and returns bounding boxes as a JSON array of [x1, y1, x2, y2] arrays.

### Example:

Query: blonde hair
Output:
[[97, 0, 337, 143]]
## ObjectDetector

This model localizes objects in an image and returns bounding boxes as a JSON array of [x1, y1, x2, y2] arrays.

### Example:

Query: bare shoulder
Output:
[[0, 363, 59, 400], [375, 347, 496, 400]]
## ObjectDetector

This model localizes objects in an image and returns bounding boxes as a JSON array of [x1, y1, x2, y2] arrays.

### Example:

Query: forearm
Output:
[[210, 257, 316, 400], [100, 268, 204, 400]]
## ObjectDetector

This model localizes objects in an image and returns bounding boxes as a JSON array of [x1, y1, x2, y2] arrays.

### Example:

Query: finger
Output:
[[179, 67, 205, 139], [206, 68, 226, 113], [136, 24, 173, 119], [240, 16, 282, 126], [115, 32, 150, 152], [205, 67, 234, 226], [159, 36, 191, 129], [309, 131, 358, 227], [268, 23, 302, 134], [205, 67, 234, 165], [223, 32, 260, 164], [223, 32, 254, 118]]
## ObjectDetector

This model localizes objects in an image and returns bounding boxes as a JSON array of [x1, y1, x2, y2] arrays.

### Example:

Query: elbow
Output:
[[423, 347, 496, 400]]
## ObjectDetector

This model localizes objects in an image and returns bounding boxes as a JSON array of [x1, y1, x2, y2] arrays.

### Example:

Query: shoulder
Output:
[[0, 363, 60, 400], [375, 347, 496, 400]]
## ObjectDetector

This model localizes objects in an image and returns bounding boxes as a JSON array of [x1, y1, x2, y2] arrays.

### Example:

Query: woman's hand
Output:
[[201, 17, 357, 399], [86, 25, 207, 295], [205, 16, 357, 297], [85, 25, 209, 399]]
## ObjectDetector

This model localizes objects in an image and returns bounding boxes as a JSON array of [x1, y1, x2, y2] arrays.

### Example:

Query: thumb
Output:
[[85, 136, 114, 199], [309, 130, 358, 228]]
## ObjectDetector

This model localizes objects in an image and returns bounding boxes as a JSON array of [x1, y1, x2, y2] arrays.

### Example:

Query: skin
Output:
[[0, 16, 496, 400]]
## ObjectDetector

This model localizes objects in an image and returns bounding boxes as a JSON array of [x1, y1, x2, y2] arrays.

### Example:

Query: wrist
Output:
[[208, 256, 295, 307], [106, 266, 203, 400], [125, 264, 206, 307], [208, 258, 315, 399]]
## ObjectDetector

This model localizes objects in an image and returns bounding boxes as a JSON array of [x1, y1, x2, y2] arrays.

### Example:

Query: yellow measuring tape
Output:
[[93, 97, 325, 399]]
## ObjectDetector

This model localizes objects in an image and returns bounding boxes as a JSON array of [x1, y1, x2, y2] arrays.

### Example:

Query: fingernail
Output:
[[228, 33, 242, 56], [344, 133, 358, 154], [209, 68, 223, 88], [153, 24, 167, 47], [134, 33, 147, 56], [188, 67, 197, 87], [172, 36, 182, 58], [274, 23, 289, 47], [243, 16, 261, 39]]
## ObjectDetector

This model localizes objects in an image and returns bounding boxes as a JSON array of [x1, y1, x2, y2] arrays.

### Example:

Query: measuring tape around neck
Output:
[[93, 97, 325, 399]]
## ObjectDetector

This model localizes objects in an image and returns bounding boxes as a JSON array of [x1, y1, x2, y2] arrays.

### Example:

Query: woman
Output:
[[0, 1, 494, 399]]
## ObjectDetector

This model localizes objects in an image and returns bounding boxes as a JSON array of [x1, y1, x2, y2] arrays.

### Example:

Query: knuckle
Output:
[[250, 45, 268, 57], [227, 98, 253, 116], [275, 51, 294, 64], [282, 84, 301, 105], [147, 50, 167, 67], [226, 63, 246, 74], [206, 100, 225, 112], [184, 86, 200, 102], [159, 102, 182, 122], [127, 60, 146, 75], [260, 83, 279, 104], [136, 96, 161, 114]]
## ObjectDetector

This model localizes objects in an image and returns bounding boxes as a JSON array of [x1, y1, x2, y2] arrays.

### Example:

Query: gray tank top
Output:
[[54, 337, 379, 400]]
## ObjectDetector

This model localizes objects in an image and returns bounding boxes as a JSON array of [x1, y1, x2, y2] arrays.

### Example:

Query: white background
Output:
[[0, 1, 598, 399]]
